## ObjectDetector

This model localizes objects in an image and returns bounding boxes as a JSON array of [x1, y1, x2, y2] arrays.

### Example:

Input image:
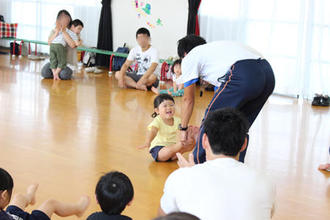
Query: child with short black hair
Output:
[[137, 94, 198, 162], [0, 168, 90, 220], [151, 59, 184, 97], [87, 171, 134, 220]]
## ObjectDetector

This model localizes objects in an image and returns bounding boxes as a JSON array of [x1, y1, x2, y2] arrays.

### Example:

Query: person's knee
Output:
[[41, 63, 52, 78], [114, 71, 121, 80], [59, 68, 73, 80]]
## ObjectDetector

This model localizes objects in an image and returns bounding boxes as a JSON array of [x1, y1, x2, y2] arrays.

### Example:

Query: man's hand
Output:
[[180, 130, 188, 143], [176, 152, 195, 168]]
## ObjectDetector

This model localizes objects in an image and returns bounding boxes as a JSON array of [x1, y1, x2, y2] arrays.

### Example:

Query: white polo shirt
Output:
[[160, 158, 275, 220], [175, 41, 263, 87]]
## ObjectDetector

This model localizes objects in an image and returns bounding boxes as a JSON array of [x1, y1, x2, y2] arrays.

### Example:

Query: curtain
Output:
[[96, 0, 113, 67], [198, 0, 330, 99], [187, 0, 202, 35]]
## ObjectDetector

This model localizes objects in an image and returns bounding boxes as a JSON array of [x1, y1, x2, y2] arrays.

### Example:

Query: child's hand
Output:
[[61, 25, 66, 32], [137, 143, 149, 149], [167, 89, 172, 95], [55, 22, 61, 32]]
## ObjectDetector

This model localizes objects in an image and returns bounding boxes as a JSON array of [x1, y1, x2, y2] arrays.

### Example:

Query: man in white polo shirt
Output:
[[159, 108, 276, 220], [176, 35, 275, 164]]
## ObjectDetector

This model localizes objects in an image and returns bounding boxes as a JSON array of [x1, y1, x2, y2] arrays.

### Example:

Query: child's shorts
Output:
[[149, 146, 172, 162], [50, 43, 67, 69], [6, 205, 50, 220], [126, 72, 159, 89]]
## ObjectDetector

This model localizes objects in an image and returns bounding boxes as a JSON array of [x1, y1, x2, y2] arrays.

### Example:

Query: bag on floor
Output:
[[111, 43, 129, 71], [83, 49, 96, 67]]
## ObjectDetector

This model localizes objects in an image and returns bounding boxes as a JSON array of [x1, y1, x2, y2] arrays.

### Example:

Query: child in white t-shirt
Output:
[[115, 28, 159, 91], [152, 59, 184, 97]]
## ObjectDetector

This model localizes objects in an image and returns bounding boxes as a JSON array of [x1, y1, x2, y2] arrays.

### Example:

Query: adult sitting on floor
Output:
[[159, 108, 276, 220], [41, 10, 83, 80]]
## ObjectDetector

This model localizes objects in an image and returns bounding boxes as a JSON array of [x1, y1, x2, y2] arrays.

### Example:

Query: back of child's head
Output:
[[153, 212, 200, 220], [0, 168, 14, 197], [71, 19, 84, 28], [171, 59, 182, 74], [152, 94, 175, 118], [95, 171, 134, 215]]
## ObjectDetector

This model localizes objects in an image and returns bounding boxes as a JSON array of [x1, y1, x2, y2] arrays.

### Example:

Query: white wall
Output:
[[112, 0, 188, 59]]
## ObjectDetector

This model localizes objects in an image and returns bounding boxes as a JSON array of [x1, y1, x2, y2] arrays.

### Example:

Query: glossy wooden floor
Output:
[[0, 55, 329, 220]]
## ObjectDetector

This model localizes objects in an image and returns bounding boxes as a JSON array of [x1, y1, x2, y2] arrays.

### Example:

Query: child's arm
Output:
[[137, 126, 158, 149], [62, 27, 77, 48], [48, 23, 60, 45], [74, 35, 82, 47], [172, 81, 178, 93], [178, 83, 184, 90]]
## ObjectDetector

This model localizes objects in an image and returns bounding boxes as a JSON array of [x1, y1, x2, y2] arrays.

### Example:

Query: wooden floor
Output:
[[0, 55, 329, 220]]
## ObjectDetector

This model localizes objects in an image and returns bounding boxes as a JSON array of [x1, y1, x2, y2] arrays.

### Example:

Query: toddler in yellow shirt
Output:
[[138, 94, 198, 162]]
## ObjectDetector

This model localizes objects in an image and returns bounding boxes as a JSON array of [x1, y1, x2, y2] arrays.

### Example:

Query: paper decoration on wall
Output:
[[142, 3, 151, 15], [156, 18, 163, 26], [132, 0, 163, 29]]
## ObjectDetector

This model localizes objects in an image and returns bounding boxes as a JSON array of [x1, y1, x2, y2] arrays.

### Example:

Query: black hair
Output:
[[71, 19, 84, 28], [203, 108, 249, 156], [177, 35, 206, 58], [136, 27, 150, 38], [171, 59, 182, 74], [152, 94, 175, 118], [0, 168, 14, 196], [56, 9, 72, 28], [95, 171, 134, 215], [153, 212, 200, 220]]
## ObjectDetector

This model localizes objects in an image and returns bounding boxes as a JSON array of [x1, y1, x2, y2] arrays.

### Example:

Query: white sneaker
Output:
[[94, 68, 103, 74], [85, 67, 95, 73]]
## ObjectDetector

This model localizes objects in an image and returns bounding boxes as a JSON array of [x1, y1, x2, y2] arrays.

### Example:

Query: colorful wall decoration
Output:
[[133, 0, 163, 28]]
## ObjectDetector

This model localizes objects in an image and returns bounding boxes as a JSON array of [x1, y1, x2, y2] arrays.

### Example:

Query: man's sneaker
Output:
[[312, 94, 322, 106], [320, 95, 330, 107]]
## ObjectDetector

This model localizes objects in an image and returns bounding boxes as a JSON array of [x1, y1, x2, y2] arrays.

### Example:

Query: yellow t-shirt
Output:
[[148, 115, 181, 150]]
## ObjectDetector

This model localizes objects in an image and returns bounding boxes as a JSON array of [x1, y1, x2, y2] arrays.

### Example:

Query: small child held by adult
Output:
[[152, 59, 184, 97], [137, 94, 198, 162], [87, 171, 134, 220], [48, 10, 82, 80], [0, 168, 90, 220]]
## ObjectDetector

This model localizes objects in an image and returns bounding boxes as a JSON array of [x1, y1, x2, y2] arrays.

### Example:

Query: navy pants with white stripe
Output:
[[193, 59, 275, 164]]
